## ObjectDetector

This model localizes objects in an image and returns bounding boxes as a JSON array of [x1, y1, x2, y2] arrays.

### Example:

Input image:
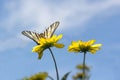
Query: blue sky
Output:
[[0, 0, 120, 80]]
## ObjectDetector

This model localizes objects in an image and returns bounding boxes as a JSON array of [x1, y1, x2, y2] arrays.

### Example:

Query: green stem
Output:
[[83, 52, 86, 80], [48, 48, 59, 80]]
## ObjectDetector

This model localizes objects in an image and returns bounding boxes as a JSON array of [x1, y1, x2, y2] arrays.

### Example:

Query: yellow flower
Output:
[[76, 64, 90, 71], [29, 72, 48, 80], [68, 40, 102, 54], [73, 72, 85, 80], [32, 34, 64, 59]]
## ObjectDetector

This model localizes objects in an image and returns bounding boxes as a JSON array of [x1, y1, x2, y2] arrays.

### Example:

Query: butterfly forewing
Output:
[[22, 31, 43, 44], [22, 21, 60, 44], [44, 21, 60, 38]]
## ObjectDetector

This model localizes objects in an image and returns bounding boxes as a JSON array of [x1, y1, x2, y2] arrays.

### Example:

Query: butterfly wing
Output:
[[22, 21, 60, 44], [44, 21, 60, 38], [22, 31, 44, 44]]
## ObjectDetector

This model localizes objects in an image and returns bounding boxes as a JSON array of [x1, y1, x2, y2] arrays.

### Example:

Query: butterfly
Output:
[[22, 21, 60, 45]]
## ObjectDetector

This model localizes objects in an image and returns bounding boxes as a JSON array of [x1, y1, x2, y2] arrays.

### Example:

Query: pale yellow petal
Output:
[[55, 34, 62, 41], [87, 40, 96, 45], [92, 44, 102, 47]]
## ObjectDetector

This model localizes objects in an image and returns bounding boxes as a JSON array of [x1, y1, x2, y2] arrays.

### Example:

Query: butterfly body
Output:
[[22, 21, 60, 44]]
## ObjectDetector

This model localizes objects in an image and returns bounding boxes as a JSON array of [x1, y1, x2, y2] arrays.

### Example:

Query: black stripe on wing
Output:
[[22, 31, 43, 44], [44, 21, 60, 38]]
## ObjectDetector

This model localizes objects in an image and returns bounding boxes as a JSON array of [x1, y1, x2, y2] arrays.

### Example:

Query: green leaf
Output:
[[61, 72, 71, 80]]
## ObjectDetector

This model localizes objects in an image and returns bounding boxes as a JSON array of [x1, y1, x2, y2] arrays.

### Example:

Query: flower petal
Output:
[[32, 45, 41, 52], [54, 43, 64, 48], [89, 49, 97, 54], [68, 46, 80, 52], [87, 40, 96, 45], [38, 51, 44, 59], [29, 72, 48, 80], [92, 44, 102, 48], [55, 34, 63, 42], [39, 38, 46, 44]]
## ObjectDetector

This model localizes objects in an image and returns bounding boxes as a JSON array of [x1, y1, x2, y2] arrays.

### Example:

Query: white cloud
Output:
[[0, 32, 36, 52], [1, 0, 120, 30], [0, 0, 120, 52]]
